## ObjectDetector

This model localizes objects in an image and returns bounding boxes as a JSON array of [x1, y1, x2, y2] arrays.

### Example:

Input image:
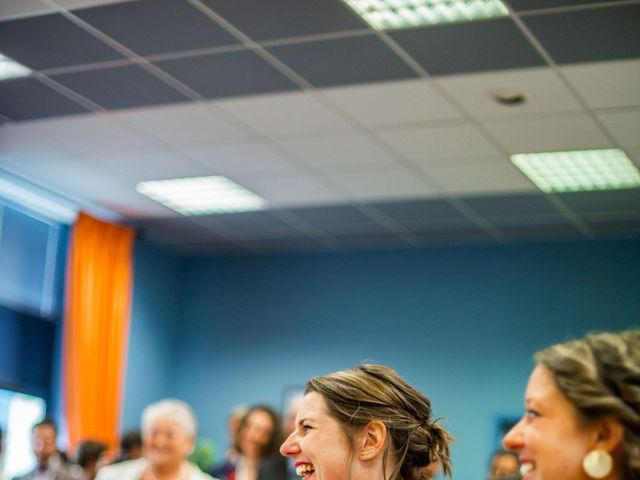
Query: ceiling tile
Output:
[[390, 19, 545, 76], [200, 0, 365, 41], [424, 163, 537, 195], [376, 124, 501, 162], [556, 190, 640, 215], [113, 102, 251, 146], [234, 173, 346, 208], [523, 4, 640, 64], [281, 204, 375, 228], [584, 217, 640, 235], [322, 78, 462, 127], [0, 113, 165, 166], [0, 0, 53, 21], [73, 0, 237, 56], [484, 114, 612, 153], [22, 114, 158, 155], [597, 110, 640, 148], [409, 225, 493, 244], [58, 0, 137, 8], [561, 59, 640, 109], [506, 0, 609, 10], [461, 193, 560, 217], [82, 149, 209, 181], [497, 223, 583, 241], [0, 119, 75, 159], [0, 13, 123, 70], [216, 91, 352, 137], [275, 131, 398, 172], [243, 236, 328, 253], [331, 231, 407, 249], [183, 142, 301, 178], [626, 146, 640, 169], [51, 64, 189, 109], [371, 198, 468, 224], [325, 166, 436, 201], [155, 50, 299, 99], [203, 211, 292, 231], [0, 77, 89, 121], [267, 35, 417, 88], [436, 67, 582, 118]]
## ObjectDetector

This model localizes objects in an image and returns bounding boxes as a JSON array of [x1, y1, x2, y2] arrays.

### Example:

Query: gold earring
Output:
[[361, 447, 377, 459]]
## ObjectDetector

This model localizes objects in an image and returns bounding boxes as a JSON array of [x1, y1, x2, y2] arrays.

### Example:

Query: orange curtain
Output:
[[63, 212, 135, 453]]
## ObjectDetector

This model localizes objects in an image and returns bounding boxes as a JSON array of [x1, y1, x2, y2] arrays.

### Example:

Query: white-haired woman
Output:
[[96, 399, 216, 480]]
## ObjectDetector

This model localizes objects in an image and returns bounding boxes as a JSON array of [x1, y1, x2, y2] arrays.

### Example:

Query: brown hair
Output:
[[306, 363, 452, 480], [236, 404, 283, 459], [535, 329, 640, 480]]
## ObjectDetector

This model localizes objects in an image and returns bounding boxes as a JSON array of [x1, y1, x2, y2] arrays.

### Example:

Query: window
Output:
[[0, 388, 46, 478]]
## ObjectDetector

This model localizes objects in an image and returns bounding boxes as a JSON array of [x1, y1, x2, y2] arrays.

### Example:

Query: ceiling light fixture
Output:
[[136, 176, 268, 215], [511, 148, 640, 193], [0, 53, 32, 81], [342, 0, 508, 30]]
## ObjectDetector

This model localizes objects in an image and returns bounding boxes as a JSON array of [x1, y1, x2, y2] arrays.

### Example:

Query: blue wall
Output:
[[120, 241, 187, 431], [124, 238, 640, 480]]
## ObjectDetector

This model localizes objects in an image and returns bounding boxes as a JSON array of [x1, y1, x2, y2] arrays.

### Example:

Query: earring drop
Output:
[[583, 450, 613, 479]]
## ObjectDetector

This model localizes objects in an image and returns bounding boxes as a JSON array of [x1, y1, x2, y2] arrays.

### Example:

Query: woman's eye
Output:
[[303, 424, 313, 431], [526, 409, 539, 418]]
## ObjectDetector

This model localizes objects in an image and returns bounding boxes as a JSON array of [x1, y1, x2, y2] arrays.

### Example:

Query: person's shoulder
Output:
[[95, 458, 147, 480], [11, 474, 30, 480], [189, 464, 219, 480]]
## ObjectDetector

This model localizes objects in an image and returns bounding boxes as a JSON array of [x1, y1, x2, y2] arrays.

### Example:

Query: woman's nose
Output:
[[502, 419, 524, 452], [280, 431, 300, 457]]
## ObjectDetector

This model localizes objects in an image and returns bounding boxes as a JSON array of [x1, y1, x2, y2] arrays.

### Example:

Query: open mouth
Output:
[[296, 463, 315, 478], [520, 463, 534, 477]]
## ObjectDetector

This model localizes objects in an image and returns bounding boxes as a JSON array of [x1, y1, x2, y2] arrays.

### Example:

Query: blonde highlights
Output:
[[306, 364, 452, 480], [535, 329, 640, 480]]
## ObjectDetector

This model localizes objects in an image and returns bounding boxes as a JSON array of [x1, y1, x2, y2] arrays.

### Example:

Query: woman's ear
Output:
[[593, 417, 625, 453], [358, 420, 387, 461]]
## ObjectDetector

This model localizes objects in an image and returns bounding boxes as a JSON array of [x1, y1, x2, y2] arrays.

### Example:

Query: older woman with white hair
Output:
[[96, 399, 216, 480]]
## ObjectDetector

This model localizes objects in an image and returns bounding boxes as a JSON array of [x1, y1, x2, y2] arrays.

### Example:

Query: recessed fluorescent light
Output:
[[511, 148, 640, 193], [0, 53, 32, 81], [136, 176, 268, 215], [342, 0, 508, 30]]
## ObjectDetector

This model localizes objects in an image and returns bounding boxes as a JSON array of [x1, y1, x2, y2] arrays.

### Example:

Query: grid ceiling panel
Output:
[[73, 0, 239, 55], [390, 18, 545, 76], [523, 4, 640, 64], [1, 0, 640, 253], [0, 13, 124, 69]]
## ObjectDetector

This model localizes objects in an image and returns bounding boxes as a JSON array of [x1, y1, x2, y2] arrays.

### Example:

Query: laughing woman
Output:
[[503, 329, 640, 480], [280, 364, 452, 480]]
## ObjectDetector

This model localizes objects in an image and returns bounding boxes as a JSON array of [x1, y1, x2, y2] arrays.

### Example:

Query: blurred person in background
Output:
[[13, 419, 81, 480], [503, 329, 640, 480], [75, 441, 108, 480], [488, 450, 520, 480], [212, 405, 281, 480], [115, 431, 142, 463], [95, 399, 215, 480], [257, 396, 303, 480]]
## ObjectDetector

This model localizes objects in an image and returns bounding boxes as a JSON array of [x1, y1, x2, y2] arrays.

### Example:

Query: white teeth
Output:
[[296, 464, 315, 477], [520, 463, 534, 475]]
